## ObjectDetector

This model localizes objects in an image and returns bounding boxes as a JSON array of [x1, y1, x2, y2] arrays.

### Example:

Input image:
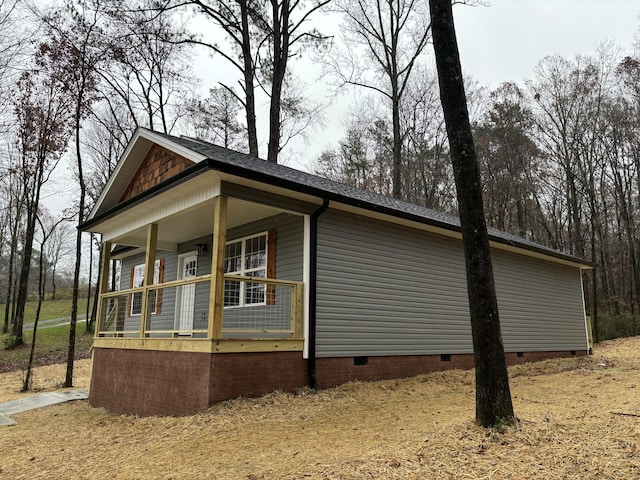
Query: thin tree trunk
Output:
[[3, 226, 18, 333], [266, 0, 289, 164], [429, 0, 514, 427], [12, 198, 39, 348], [240, 0, 259, 158], [23, 239, 46, 392], [65, 108, 86, 387], [391, 86, 402, 199]]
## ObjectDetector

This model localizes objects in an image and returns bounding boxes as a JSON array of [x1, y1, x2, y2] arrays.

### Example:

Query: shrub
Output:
[[598, 314, 640, 341]]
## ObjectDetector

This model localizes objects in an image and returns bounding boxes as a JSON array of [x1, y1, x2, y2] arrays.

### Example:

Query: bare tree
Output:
[[327, 0, 432, 198], [9, 68, 73, 348], [41, 217, 74, 301], [1, 148, 26, 334], [474, 82, 544, 238], [429, 0, 514, 427], [23, 212, 69, 391], [157, 0, 329, 162], [37, 0, 108, 385], [100, 0, 194, 134], [0, 1, 32, 130]]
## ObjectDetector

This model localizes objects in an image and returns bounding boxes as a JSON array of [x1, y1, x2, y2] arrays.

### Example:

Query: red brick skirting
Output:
[[89, 348, 212, 416], [90, 348, 308, 417], [315, 350, 586, 389], [89, 348, 587, 416]]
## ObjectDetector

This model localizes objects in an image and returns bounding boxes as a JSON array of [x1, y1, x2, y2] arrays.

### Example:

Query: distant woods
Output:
[[0, 0, 639, 344]]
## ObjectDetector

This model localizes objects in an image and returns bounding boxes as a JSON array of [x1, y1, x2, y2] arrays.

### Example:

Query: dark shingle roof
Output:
[[148, 130, 588, 267]]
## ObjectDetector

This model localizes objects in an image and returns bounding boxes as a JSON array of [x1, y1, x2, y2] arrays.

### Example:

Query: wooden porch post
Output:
[[139, 223, 158, 337], [208, 196, 227, 339], [94, 240, 112, 337]]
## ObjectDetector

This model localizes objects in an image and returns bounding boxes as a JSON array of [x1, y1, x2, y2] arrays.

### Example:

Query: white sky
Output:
[[455, 0, 639, 87]]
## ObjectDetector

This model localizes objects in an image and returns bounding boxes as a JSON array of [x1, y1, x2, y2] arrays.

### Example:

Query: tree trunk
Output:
[[65, 110, 86, 388], [266, 0, 290, 164], [23, 239, 46, 392], [391, 85, 402, 199], [3, 218, 19, 333], [12, 188, 40, 349], [429, 0, 514, 427], [240, 0, 259, 158]]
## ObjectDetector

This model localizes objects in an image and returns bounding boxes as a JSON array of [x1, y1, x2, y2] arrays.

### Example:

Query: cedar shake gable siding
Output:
[[120, 144, 195, 202]]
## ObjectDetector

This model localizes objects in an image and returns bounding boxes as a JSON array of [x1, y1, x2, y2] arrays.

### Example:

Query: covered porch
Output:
[[92, 184, 307, 355]]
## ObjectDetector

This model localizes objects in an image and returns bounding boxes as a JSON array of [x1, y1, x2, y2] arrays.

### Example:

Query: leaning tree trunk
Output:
[[429, 0, 514, 427], [23, 241, 47, 392], [65, 108, 86, 388]]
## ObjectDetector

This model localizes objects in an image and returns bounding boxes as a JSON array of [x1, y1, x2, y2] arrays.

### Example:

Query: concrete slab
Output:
[[0, 412, 16, 426], [0, 389, 88, 422]]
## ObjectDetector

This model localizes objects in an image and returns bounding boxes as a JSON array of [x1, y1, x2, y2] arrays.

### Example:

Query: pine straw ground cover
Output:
[[2, 338, 640, 479]]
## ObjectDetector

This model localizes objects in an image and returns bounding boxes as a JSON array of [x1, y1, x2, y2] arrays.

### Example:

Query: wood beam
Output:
[[139, 223, 158, 337], [95, 240, 112, 337], [208, 196, 228, 339]]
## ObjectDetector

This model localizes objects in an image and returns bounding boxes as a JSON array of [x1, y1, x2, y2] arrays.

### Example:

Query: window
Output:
[[130, 259, 163, 316], [224, 232, 270, 307]]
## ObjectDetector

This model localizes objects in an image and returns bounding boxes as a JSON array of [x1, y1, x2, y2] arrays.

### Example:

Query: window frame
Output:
[[224, 231, 270, 308], [130, 258, 163, 316]]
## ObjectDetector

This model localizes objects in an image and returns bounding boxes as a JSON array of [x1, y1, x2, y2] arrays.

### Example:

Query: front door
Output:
[[176, 252, 197, 334]]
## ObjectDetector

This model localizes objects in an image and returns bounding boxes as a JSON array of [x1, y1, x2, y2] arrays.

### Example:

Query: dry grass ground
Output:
[[2, 338, 640, 479]]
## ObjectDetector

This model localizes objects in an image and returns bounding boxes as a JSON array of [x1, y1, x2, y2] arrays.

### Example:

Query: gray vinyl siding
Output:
[[315, 210, 587, 357], [226, 213, 303, 281], [492, 249, 587, 352]]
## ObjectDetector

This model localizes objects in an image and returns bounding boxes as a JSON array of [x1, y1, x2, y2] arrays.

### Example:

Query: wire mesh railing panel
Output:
[[97, 293, 139, 337], [222, 281, 294, 337], [144, 283, 209, 337]]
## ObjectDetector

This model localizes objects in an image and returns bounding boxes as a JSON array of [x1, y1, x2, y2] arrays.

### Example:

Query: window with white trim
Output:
[[224, 232, 267, 307], [130, 259, 161, 315]]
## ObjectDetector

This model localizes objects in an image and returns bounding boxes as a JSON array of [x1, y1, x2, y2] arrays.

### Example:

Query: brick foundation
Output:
[[315, 350, 587, 389], [90, 348, 212, 416], [90, 348, 308, 416], [89, 348, 587, 416], [208, 352, 308, 403]]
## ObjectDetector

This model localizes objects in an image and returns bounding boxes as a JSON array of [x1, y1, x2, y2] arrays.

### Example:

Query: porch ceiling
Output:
[[113, 198, 284, 250], [92, 171, 286, 249]]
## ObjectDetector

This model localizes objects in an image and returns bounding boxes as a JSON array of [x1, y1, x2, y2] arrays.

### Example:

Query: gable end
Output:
[[120, 144, 195, 202]]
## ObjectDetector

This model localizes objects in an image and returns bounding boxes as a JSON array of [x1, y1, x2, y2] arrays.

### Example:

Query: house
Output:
[[81, 127, 592, 417]]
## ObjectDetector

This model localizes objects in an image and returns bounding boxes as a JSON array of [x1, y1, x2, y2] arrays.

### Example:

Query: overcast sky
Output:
[[455, 0, 639, 87]]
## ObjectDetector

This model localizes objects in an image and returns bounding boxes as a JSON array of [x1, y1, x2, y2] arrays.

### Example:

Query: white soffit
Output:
[[99, 172, 222, 242]]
